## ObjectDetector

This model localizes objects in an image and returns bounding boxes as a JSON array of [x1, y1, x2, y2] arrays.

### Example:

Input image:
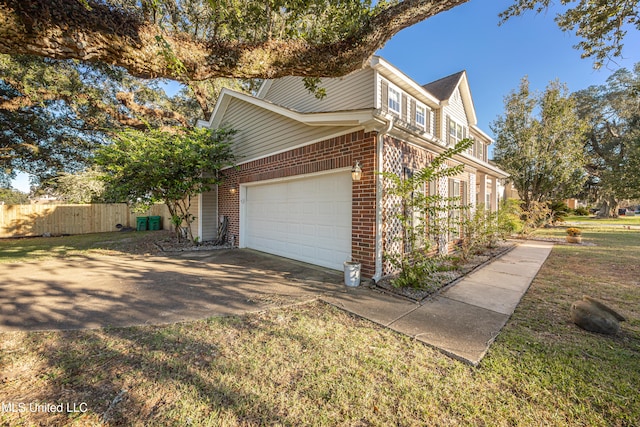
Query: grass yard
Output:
[[565, 214, 640, 225], [0, 231, 170, 263], [1, 226, 639, 426]]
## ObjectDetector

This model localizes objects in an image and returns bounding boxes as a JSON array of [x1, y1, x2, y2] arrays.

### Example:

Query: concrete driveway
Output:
[[0, 249, 344, 331]]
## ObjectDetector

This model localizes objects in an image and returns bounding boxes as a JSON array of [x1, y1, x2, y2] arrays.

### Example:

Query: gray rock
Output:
[[571, 295, 626, 335]]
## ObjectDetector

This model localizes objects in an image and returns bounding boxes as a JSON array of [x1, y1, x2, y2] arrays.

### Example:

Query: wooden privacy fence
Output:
[[0, 204, 171, 238]]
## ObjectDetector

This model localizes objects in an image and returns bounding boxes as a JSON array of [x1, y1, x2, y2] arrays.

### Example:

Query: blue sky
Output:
[[10, 0, 640, 192], [377, 0, 640, 136]]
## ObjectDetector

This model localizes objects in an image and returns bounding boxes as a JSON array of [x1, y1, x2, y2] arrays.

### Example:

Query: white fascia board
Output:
[[457, 72, 478, 126], [370, 56, 441, 108], [299, 110, 375, 126], [198, 87, 236, 129], [255, 79, 273, 99], [458, 152, 509, 178], [470, 125, 494, 144]]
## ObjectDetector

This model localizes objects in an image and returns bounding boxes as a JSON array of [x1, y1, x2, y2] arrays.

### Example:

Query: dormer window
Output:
[[388, 86, 401, 114]]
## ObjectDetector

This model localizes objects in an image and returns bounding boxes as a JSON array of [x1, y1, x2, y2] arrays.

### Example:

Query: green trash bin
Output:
[[148, 215, 162, 231], [136, 216, 149, 231]]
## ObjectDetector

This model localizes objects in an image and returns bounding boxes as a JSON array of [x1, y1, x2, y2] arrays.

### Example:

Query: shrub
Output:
[[497, 199, 523, 236], [549, 200, 571, 223], [388, 251, 439, 291], [521, 201, 552, 236], [574, 206, 590, 216]]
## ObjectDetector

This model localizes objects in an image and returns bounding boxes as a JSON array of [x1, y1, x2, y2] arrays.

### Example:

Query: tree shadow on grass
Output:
[[1, 320, 295, 425]]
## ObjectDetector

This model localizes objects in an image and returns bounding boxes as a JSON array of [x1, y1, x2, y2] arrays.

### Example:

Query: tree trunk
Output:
[[597, 195, 619, 218], [0, 0, 469, 82]]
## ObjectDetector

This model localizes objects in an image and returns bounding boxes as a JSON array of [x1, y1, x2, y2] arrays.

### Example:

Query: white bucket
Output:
[[343, 261, 361, 287]]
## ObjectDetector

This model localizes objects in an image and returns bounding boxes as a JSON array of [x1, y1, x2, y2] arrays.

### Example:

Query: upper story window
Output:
[[415, 104, 426, 129], [473, 140, 485, 161], [449, 119, 464, 144], [388, 85, 401, 114]]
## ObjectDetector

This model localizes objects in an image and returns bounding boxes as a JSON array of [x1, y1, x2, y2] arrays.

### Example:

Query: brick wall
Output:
[[218, 130, 378, 277]]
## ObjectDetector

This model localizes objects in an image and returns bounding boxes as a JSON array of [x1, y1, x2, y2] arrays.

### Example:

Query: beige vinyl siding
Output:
[[221, 97, 353, 162], [262, 68, 375, 112], [187, 194, 199, 239], [200, 189, 218, 241], [444, 87, 468, 126]]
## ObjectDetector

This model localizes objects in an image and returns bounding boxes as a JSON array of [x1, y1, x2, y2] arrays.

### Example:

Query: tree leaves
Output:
[[575, 62, 640, 214], [95, 126, 236, 239], [491, 77, 588, 210]]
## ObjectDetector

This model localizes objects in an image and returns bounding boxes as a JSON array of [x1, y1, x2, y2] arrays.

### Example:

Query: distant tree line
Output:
[[492, 63, 640, 218]]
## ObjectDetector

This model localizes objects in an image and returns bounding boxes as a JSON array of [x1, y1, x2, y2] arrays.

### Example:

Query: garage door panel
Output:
[[244, 172, 352, 270]]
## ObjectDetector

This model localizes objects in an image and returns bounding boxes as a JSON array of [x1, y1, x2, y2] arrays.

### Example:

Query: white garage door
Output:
[[243, 172, 352, 270]]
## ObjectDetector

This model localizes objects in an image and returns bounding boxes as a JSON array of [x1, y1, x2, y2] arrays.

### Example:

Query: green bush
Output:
[[388, 251, 439, 291], [497, 199, 523, 236], [573, 206, 590, 216], [549, 200, 571, 223]]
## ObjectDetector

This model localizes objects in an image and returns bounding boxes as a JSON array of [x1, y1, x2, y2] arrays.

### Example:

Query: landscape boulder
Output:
[[570, 295, 626, 335]]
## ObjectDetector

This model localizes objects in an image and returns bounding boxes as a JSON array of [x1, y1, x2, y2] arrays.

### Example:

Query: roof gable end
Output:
[[422, 71, 466, 101], [423, 70, 477, 126]]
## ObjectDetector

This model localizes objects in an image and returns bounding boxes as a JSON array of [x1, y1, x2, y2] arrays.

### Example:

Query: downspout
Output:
[[372, 117, 394, 282]]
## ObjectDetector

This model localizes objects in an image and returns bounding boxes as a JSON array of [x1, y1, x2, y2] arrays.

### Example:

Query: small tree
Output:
[[96, 127, 236, 241], [379, 139, 473, 289], [492, 77, 588, 213], [459, 205, 498, 261], [496, 199, 524, 237]]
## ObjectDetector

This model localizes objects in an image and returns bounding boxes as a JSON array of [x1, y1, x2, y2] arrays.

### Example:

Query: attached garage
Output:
[[240, 171, 352, 270]]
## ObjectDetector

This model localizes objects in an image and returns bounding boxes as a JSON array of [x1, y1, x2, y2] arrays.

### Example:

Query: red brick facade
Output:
[[218, 130, 378, 277]]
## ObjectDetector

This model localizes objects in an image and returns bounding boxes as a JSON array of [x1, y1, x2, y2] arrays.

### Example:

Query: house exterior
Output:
[[196, 56, 508, 281]]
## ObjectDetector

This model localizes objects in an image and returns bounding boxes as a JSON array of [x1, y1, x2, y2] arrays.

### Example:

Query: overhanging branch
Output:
[[0, 0, 469, 81]]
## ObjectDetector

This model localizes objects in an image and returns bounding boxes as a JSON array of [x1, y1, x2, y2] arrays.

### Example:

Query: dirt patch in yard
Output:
[[92, 230, 231, 255]]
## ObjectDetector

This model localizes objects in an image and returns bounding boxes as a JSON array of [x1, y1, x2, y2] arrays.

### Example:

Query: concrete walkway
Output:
[[322, 240, 554, 366]]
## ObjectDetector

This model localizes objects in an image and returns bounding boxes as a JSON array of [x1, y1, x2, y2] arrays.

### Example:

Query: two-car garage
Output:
[[240, 171, 352, 270]]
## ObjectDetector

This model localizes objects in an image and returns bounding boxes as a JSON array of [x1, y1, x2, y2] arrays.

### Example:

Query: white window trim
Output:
[[448, 117, 466, 146], [415, 102, 426, 130], [388, 84, 401, 115]]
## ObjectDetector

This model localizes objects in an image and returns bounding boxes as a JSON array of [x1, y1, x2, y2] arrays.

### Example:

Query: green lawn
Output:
[[565, 214, 640, 225], [0, 231, 167, 263], [1, 226, 638, 426]]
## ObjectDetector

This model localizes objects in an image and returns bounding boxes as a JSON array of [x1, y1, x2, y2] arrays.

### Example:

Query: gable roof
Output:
[[422, 70, 477, 126], [422, 71, 466, 101]]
